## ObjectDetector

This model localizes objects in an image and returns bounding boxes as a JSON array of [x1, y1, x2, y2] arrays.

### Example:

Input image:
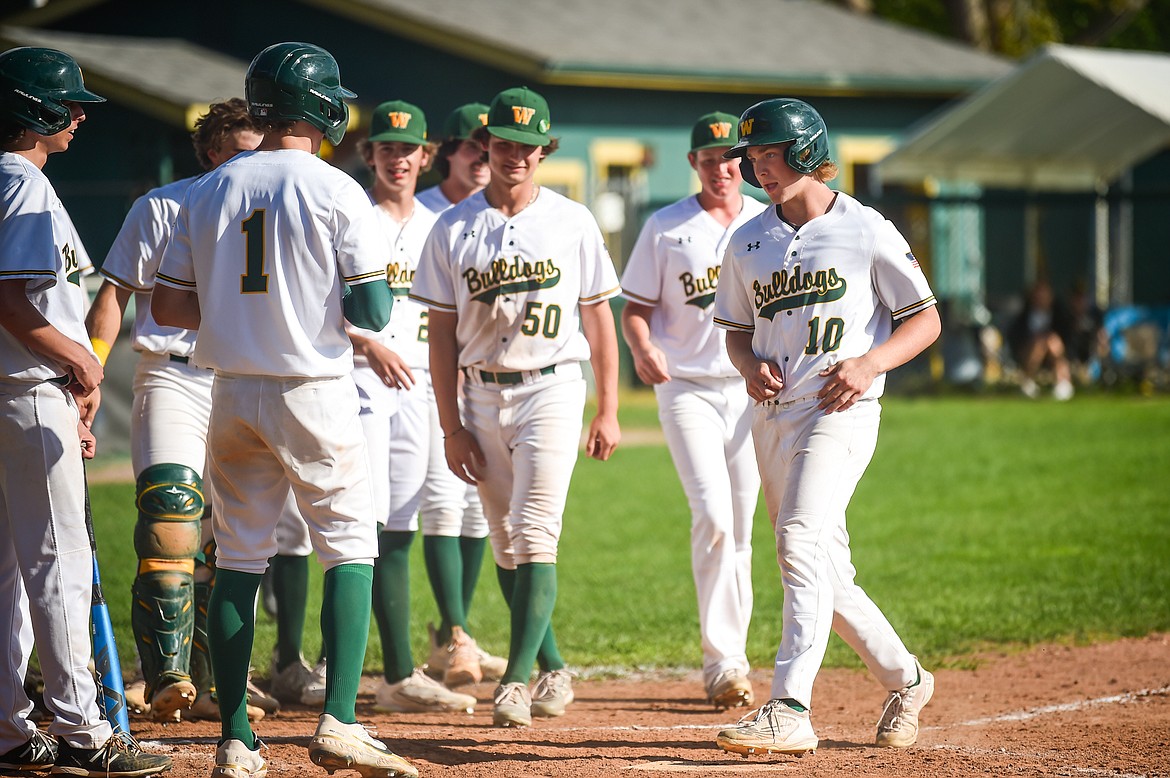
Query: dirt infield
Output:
[[133, 633, 1168, 777]]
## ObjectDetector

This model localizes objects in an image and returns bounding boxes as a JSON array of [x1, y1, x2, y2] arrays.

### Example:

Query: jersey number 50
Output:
[[520, 301, 562, 339]]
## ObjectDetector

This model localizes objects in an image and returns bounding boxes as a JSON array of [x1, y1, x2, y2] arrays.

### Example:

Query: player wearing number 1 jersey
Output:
[[412, 86, 621, 728], [153, 41, 416, 778], [712, 98, 940, 757], [621, 112, 765, 711]]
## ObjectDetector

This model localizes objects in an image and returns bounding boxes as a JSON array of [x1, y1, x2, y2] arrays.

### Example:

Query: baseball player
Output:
[[346, 98, 477, 714], [412, 85, 622, 728], [620, 111, 765, 711], [415, 102, 490, 213], [414, 101, 507, 687], [711, 98, 940, 756], [0, 46, 172, 776], [152, 42, 415, 778], [86, 97, 278, 725]]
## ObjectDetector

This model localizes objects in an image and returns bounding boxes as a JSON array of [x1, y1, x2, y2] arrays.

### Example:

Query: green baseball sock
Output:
[[459, 535, 487, 616], [270, 554, 309, 670], [372, 531, 415, 684], [321, 563, 373, 724], [496, 565, 565, 673], [423, 535, 465, 645], [501, 562, 557, 685], [208, 568, 262, 747]]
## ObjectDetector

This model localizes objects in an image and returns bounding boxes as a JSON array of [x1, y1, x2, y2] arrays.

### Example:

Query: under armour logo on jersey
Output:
[[512, 106, 536, 125], [463, 229, 477, 239], [709, 122, 733, 139], [677, 236, 692, 244], [747, 241, 761, 251], [387, 112, 412, 129]]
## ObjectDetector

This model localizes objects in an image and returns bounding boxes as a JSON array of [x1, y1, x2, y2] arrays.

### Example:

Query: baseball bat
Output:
[[83, 471, 132, 736]]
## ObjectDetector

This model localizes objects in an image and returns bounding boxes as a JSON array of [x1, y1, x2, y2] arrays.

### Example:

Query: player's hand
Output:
[[585, 413, 620, 461], [444, 427, 486, 485], [818, 355, 878, 413], [76, 386, 100, 428], [67, 353, 104, 398], [631, 345, 670, 385], [78, 422, 97, 460], [741, 360, 784, 402], [365, 343, 415, 389]]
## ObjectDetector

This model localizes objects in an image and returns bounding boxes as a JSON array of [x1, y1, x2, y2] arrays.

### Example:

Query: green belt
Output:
[[473, 365, 557, 385]]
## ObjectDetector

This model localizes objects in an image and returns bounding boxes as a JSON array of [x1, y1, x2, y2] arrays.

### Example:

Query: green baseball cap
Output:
[[368, 100, 427, 144], [690, 111, 740, 152], [485, 86, 551, 147], [442, 102, 489, 141]]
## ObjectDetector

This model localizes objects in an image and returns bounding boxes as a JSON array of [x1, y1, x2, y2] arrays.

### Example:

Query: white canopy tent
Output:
[[879, 44, 1170, 307]]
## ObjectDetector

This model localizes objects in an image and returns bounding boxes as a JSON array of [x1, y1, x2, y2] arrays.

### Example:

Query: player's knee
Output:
[[135, 463, 204, 571]]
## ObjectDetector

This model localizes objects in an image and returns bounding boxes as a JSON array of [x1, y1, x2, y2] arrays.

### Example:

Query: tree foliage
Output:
[[841, 0, 1169, 58]]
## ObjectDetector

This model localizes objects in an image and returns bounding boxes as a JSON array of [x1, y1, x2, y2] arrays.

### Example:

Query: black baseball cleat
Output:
[[0, 729, 57, 772], [51, 732, 172, 777]]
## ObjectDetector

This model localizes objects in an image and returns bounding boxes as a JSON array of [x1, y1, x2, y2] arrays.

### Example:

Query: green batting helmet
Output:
[[245, 42, 355, 145], [723, 98, 829, 187], [0, 47, 105, 136]]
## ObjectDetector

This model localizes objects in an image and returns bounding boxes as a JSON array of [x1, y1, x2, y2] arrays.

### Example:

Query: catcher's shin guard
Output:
[[131, 463, 204, 699]]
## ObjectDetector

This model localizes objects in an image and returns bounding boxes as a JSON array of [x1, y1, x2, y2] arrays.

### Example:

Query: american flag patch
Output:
[[906, 251, 920, 269]]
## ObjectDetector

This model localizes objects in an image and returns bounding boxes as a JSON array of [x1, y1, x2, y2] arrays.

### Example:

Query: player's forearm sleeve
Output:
[[343, 281, 393, 332]]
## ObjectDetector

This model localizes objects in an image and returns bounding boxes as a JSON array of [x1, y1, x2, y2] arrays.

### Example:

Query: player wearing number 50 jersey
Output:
[[154, 41, 417, 778], [412, 86, 622, 729], [712, 98, 940, 757]]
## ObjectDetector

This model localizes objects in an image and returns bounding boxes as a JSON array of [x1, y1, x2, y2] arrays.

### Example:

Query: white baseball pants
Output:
[[207, 374, 377, 574], [462, 365, 586, 567], [655, 375, 758, 683], [752, 397, 917, 707], [0, 380, 113, 751]]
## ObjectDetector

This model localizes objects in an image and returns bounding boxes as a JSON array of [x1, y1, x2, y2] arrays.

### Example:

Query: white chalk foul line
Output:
[[927, 684, 1170, 730]]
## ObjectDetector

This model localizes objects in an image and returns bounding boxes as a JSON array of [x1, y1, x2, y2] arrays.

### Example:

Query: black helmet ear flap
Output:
[[740, 156, 760, 188]]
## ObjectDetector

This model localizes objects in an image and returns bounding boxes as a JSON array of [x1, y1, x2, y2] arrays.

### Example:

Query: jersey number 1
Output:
[[240, 209, 268, 294]]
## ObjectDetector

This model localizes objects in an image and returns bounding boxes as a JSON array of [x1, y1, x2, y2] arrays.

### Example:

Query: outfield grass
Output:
[[87, 391, 1170, 677]]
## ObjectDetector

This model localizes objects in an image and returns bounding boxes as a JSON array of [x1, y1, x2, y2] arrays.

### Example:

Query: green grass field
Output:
[[86, 391, 1170, 678]]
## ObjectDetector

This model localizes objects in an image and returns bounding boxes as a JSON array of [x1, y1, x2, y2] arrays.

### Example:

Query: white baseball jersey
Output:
[[621, 194, 765, 379], [415, 185, 451, 214], [0, 153, 95, 382], [349, 198, 439, 370], [713, 192, 935, 401], [100, 176, 200, 358], [411, 189, 621, 371], [157, 149, 386, 377]]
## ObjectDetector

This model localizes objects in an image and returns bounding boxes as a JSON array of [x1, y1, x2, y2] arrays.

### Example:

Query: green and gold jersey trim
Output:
[[155, 272, 196, 289], [713, 316, 754, 331], [344, 270, 387, 284], [408, 292, 456, 311], [892, 296, 937, 319], [621, 289, 658, 306], [581, 285, 621, 303]]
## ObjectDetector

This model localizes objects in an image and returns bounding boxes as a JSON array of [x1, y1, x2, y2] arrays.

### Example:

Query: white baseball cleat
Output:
[[706, 667, 754, 711], [210, 738, 267, 778], [374, 668, 476, 714], [876, 659, 935, 748], [530, 669, 574, 718], [492, 682, 532, 728], [308, 713, 418, 778], [716, 699, 819, 756]]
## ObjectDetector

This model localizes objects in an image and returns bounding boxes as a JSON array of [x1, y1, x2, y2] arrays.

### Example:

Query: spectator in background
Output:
[[1062, 279, 1107, 385], [1008, 279, 1074, 400]]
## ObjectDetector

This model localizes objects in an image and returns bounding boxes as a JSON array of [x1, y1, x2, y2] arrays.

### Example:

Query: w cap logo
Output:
[[387, 112, 412, 128], [477, 112, 488, 125], [512, 106, 536, 125], [709, 122, 733, 139], [739, 118, 754, 136]]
